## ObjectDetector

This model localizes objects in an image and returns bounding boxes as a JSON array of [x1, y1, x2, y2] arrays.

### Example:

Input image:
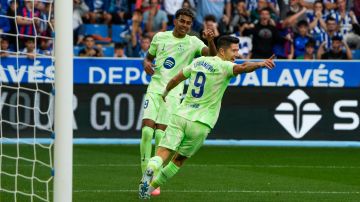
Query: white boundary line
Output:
[[14, 189, 360, 195], [7, 189, 359, 195], [2, 138, 360, 147], [3, 163, 360, 169], [70, 164, 360, 169], [71, 189, 360, 195]]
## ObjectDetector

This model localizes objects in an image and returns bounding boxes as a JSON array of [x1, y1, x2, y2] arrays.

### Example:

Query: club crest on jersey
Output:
[[177, 44, 185, 52], [163, 57, 175, 69]]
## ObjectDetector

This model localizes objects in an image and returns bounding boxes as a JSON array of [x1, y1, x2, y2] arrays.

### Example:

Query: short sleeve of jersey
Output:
[[182, 62, 193, 78], [148, 33, 159, 56], [224, 61, 235, 77], [191, 36, 207, 56]]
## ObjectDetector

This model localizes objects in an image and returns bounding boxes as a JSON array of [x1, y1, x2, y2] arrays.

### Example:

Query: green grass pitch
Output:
[[1, 145, 360, 201]]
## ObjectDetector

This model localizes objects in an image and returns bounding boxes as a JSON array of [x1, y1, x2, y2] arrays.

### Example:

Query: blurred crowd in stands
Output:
[[1, 0, 360, 60]]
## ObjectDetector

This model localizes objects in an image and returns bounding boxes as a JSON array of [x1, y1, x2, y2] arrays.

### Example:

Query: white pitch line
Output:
[[15, 189, 360, 195], [3, 163, 360, 169], [71, 164, 360, 169], [72, 189, 360, 195]]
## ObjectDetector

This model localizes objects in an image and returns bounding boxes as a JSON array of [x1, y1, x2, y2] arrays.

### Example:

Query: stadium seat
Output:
[[111, 25, 127, 43], [74, 46, 114, 57], [351, 49, 360, 59], [84, 24, 109, 38], [102, 46, 114, 57]]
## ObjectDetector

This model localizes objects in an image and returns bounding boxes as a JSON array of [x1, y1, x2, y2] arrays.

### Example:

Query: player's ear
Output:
[[219, 48, 225, 56]]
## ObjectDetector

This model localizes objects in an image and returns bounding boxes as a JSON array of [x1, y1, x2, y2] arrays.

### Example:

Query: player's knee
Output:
[[157, 147, 171, 160], [141, 126, 154, 142], [172, 154, 187, 167], [142, 119, 156, 128], [156, 124, 167, 131]]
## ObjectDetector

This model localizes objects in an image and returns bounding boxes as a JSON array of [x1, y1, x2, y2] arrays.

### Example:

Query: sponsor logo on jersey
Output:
[[163, 57, 176, 69]]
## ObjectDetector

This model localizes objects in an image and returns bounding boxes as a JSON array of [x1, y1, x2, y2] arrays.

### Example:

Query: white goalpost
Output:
[[54, 0, 73, 201], [0, 0, 73, 201]]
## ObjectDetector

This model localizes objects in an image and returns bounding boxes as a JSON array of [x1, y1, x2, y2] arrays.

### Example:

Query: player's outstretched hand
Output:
[[143, 59, 155, 75], [262, 54, 275, 70]]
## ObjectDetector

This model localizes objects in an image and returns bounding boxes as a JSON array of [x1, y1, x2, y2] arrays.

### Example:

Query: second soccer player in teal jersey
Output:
[[139, 35, 275, 199], [140, 8, 217, 195]]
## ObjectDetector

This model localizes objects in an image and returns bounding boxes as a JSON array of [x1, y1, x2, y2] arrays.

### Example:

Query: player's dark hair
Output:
[[216, 35, 239, 50], [175, 8, 194, 20]]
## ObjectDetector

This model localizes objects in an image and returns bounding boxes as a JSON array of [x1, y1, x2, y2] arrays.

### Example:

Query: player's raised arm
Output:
[[201, 29, 217, 56], [143, 53, 156, 75], [162, 70, 188, 101], [233, 54, 275, 75]]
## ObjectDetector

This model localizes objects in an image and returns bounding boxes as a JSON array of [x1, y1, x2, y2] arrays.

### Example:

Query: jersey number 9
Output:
[[191, 72, 206, 98]]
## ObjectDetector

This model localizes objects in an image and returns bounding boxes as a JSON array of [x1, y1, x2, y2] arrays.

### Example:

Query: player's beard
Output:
[[177, 26, 189, 35], [179, 29, 187, 35]]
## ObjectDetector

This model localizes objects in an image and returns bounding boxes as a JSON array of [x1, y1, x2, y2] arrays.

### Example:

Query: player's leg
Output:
[[150, 152, 187, 190], [140, 93, 160, 174], [154, 95, 180, 154], [140, 119, 155, 173], [145, 146, 173, 175], [139, 115, 185, 199], [150, 120, 210, 191], [151, 95, 180, 196], [154, 124, 166, 156], [139, 146, 173, 199], [177, 120, 211, 159], [151, 123, 166, 196]]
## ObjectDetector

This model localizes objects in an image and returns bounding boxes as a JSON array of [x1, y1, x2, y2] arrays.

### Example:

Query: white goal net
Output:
[[0, 0, 55, 201]]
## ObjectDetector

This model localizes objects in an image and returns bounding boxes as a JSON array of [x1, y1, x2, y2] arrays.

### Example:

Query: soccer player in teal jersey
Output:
[[138, 35, 275, 199], [140, 8, 217, 195]]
